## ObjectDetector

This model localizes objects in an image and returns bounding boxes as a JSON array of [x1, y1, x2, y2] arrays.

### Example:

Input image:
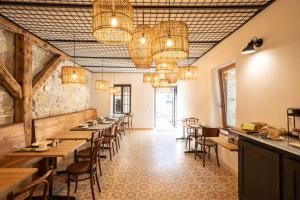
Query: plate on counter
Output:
[[32, 141, 52, 147], [289, 141, 300, 148], [266, 135, 285, 141]]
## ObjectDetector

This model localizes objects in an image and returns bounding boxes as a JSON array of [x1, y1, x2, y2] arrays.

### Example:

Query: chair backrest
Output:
[[89, 131, 99, 172], [185, 117, 199, 125], [202, 127, 220, 138], [7, 166, 53, 200]]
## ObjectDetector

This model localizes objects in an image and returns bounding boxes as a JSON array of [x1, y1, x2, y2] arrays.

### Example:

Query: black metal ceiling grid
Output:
[[0, 0, 275, 73], [0, 0, 272, 6], [85, 67, 156, 73]]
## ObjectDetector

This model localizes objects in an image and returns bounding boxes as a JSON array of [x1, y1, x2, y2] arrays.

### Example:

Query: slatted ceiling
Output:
[[0, 0, 275, 73]]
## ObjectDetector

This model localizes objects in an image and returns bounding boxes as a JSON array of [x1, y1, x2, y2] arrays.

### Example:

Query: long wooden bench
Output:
[[33, 109, 97, 142], [0, 123, 41, 168]]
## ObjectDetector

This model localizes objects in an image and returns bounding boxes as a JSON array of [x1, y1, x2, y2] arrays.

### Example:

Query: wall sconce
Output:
[[242, 37, 263, 55]]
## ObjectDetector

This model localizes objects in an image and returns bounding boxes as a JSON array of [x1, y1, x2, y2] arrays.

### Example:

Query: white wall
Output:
[[178, 0, 300, 172], [90, 73, 155, 129]]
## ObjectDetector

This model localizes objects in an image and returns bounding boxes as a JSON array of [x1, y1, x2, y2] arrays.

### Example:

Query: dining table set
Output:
[[0, 115, 122, 200]]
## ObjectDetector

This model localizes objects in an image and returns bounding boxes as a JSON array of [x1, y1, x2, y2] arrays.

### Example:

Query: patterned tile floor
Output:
[[53, 131, 238, 200]]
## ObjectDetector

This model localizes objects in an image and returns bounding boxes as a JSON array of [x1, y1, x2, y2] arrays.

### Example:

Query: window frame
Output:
[[113, 84, 131, 114], [218, 63, 236, 128]]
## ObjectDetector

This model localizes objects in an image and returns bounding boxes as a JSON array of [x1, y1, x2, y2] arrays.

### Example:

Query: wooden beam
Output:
[[0, 15, 69, 59], [14, 34, 33, 145], [32, 55, 62, 95], [0, 65, 22, 98]]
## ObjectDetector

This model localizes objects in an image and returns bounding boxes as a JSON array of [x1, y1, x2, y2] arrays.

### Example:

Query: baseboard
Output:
[[125, 128, 154, 131]]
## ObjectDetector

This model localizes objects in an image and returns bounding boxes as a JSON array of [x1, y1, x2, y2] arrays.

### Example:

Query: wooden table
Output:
[[6, 140, 85, 158], [47, 130, 94, 141], [71, 122, 114, 131], [183, 123, 205, 154], [0, 168, 37, 199], [5, 140, 85, 200]]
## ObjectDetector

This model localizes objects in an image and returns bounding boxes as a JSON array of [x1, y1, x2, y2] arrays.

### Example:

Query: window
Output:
[[219, 64, 236, 128], [113, 84, 131, 114]]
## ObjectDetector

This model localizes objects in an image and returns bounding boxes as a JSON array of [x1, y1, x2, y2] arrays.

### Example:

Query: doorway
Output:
[[154, 87, 177, 130]]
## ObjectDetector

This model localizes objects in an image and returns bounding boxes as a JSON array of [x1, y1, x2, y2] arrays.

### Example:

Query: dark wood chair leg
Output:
[[202, 145, 205, 167], [215, 145, 220, 167], [208, 147, 211, 159], [108, 143, 112, 161], [194, 142, 197, 160], [94, 171, 101, 193], [115, 140, 118, 153], [97, 157, 102, 176], [74, 175, 78, 193], [90, 175, 95, 200], [188, 136, 191, 151], [112, 142, 115, 155], [67, 174, 71, 199]]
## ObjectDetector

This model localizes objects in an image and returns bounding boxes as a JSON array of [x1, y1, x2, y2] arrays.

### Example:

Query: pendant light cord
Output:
[[101, 59, 104, 80], [168, 0, 171, 36], [73, 33, 76, 66], [112, 0, 115, 16]]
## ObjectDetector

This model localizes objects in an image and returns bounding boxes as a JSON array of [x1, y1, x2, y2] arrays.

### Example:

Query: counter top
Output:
[[231, 129, 300, 157]]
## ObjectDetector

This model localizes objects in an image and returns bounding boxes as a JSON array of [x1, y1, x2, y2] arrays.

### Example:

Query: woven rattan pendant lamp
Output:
[[152, 0, 189, 63], [165, 65, 180, 84], [156, 62, 177, 74], [129, 10, 154, 69], [143, 73, 152, 83], [62, 34, 86, 84], [180, 65, 198, 80], [95, 62, 109, 92], [109, 72, 121, 95], [93, 0, 134, 45]]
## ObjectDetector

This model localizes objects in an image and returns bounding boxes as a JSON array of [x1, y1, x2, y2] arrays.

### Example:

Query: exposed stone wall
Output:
[[0, 29, 15, 125], [32, 59, 91, 119], [0, 28, 91, 124]]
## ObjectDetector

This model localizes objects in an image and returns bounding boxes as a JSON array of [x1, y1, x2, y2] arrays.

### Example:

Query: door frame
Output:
[[154, 87, 177, 128]]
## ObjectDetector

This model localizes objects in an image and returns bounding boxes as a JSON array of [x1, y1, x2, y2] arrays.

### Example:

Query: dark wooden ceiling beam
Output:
[[32, 54, 62, 95], [0, 65, 22, 99], [0, 15, 70, 59], [0, 1, 267, 10]]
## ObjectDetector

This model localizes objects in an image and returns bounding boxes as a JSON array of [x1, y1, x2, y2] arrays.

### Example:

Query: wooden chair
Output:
[[184, 117, 199, 151], [102, 125, 117, 161], [195, 127, 220, 167], [123, 113, 133, 134], [66, 132, 101, 200], [7, 166, 53, 200], [75, 131, 103, 176]]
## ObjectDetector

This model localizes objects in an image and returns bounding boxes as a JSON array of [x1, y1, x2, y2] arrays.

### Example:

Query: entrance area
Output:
[[155, 87, 177, 130]]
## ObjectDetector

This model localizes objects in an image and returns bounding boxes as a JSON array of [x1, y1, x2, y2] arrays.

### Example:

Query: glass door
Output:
[[155, 87, 177, 130]]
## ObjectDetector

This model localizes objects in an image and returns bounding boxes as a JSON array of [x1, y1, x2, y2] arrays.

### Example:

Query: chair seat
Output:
[[196, 139, 217, 146], [77, 147, 92, 158], [66, 161, 90, 175]]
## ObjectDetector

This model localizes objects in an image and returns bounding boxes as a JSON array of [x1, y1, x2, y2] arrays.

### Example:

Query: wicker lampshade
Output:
[[109, 86, 121, 95], [93, 0, 134, 45], [159, 79, 176, 88], [150, 73, 161, 88], [152, 21, 189, 63], [156, 62, 178, 74], [62, 66, 86, 84], [95, 80, 109, 92], [165, 66, 180, 84], [129, 25, 154, 69], [180, 66, 198, 80], [143, 73, 152, 83]]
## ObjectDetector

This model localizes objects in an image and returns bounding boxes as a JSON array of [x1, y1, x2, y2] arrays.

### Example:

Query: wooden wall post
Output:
[[15, 34, 33, 145]]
